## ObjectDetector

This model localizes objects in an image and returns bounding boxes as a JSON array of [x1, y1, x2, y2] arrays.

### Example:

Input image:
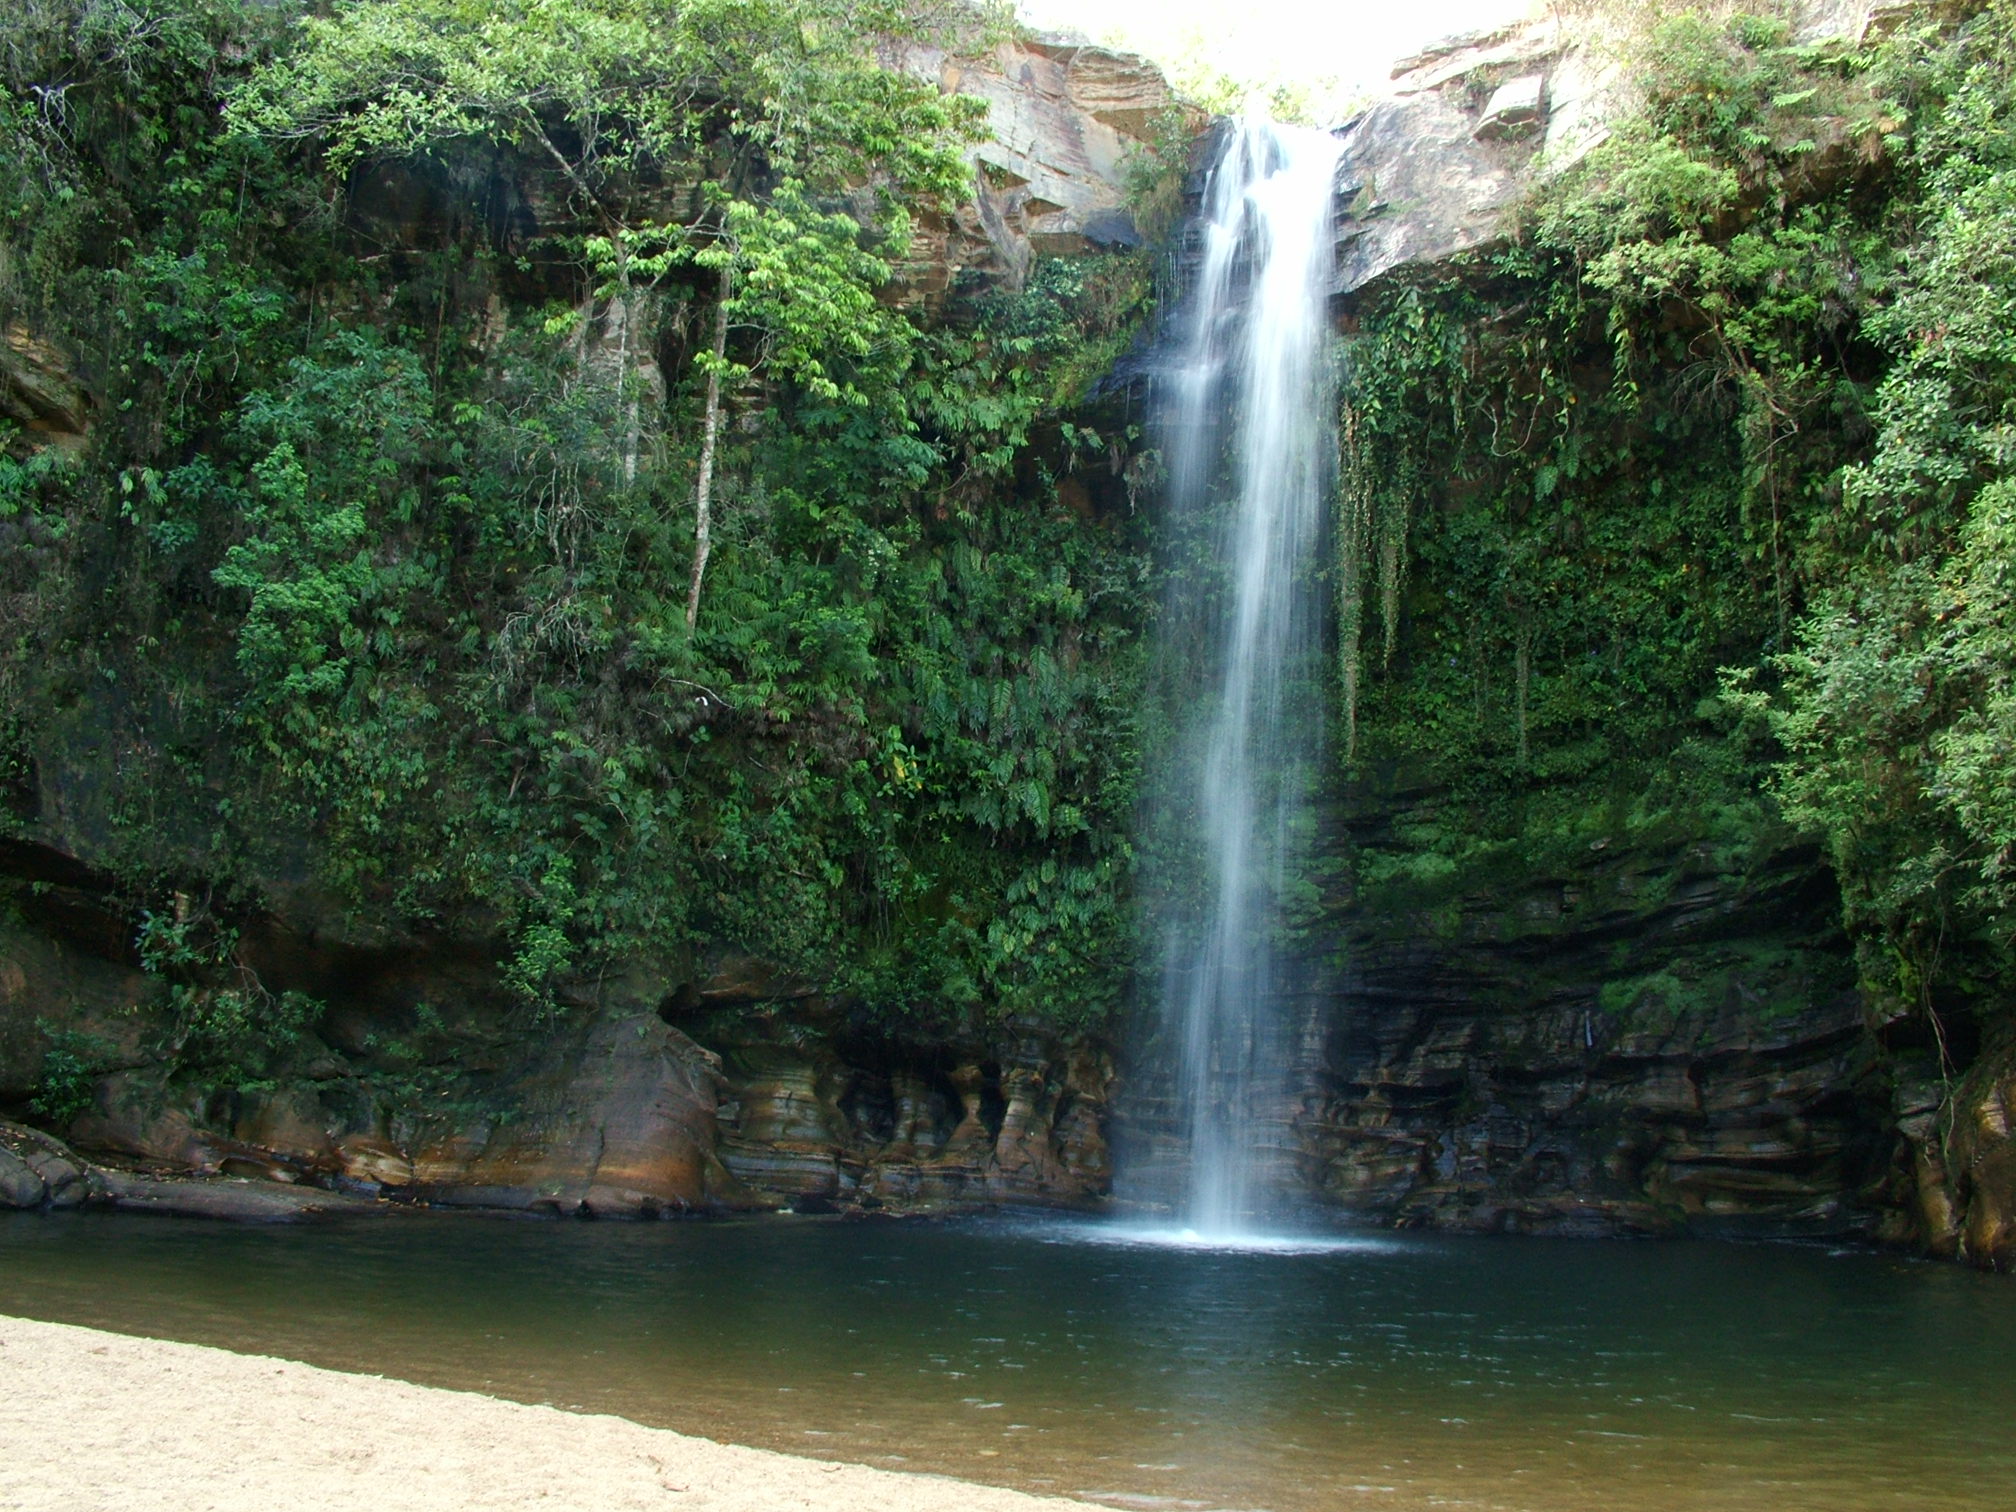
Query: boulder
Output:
[[0, 1121, 102, 1209], [1474, 75, 1547, 141]]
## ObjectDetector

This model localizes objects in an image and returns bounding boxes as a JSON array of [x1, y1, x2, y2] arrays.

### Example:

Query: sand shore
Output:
[[0, 1314, 1096, 1512]]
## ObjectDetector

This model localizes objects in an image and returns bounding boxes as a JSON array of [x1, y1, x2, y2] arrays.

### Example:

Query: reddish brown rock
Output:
[[1945, 1040, 2016, 1269], [396, 1012, 721, 1216], [703, 1008, 1113, 1213], [1, 324, 93, 451]]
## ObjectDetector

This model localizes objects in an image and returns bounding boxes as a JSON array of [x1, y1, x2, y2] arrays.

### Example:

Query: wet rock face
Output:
[[1116, 784, 1902, 1239], [700, 1007, 1114, 1211], [1310, 799, 1905, 1239], [1306, 970, 1888, 1238], [1305, 844, 1881, 1235]]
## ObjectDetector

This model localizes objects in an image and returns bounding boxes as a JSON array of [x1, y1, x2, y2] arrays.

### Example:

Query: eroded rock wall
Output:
[[694, 1005, 1112, 1210], [0, 838, 1111, 1217], [1303, 789, 1894, 1238], [1114, 783, 1902, 1242]]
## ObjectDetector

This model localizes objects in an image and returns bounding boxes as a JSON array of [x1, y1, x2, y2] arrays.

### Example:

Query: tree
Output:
[[229, 0, 990, 624], [1746, 7, 2016, 1022]]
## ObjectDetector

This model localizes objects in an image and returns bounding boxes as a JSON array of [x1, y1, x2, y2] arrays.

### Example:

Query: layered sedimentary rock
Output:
[[1304, 794, 1892, 1237], [701, 1006, 1112, 1210], [1115, 781, 1901, 1241], [0, 840, 1112, 1217]]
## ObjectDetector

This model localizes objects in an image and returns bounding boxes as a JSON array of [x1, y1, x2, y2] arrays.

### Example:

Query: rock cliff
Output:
[[896, 34, 1185, 298], [1271, 0, 2014, 1266], [0, 828, 1113, 1217], [1113, 781, 1902, 1241], [1330, 0, 1914, 293], [5, 1, 2010, 1273], [0, 28, 1154, 1221], [1304, 792, 1892, 1238]]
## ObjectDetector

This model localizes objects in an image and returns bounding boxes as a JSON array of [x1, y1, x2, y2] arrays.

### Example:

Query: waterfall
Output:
[[1149, 119, 1341, 1236]]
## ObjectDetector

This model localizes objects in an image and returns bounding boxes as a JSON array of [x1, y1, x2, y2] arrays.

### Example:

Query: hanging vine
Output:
[[1334, 286, 1468, 760]]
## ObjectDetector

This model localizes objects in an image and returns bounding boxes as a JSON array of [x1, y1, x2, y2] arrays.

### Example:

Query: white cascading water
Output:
[[1154, 119, 1342, 1236]]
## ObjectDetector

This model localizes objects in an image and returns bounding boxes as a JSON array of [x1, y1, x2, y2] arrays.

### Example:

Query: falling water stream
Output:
[[1154, 120, 1343, 1234]]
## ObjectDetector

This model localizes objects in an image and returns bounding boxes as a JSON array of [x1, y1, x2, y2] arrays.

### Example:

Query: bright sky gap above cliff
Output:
[[1013, 0, 1538, 104]]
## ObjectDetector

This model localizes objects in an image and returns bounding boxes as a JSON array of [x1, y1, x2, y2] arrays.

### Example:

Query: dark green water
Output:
[[1, 1211, 2009, 1512]]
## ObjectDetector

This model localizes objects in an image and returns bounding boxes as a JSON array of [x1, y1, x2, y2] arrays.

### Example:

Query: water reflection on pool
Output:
[[1, 1209, 2008, 1511]]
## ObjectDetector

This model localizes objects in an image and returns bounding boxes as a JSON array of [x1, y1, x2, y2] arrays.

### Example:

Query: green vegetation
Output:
[[29, 1023, 115, 1125], [9, 0, 2016, 1133], [133, 901, 322, 1084], [0, 0, 1158, 1044], [1338, 2, 2016, 1058], [1750, 5, 2016, 1031]]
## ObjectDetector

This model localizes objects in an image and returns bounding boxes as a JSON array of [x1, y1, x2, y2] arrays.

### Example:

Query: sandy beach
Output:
[[0, 1314, 1096, 1512]]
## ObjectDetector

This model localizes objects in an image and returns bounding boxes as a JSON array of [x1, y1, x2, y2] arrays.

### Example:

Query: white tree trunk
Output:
[[685, 267, 731, 632]]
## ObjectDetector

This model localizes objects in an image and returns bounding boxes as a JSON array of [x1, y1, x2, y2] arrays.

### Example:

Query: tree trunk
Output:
[[615, 274, 638, 488], [685, 266, 731, 632]]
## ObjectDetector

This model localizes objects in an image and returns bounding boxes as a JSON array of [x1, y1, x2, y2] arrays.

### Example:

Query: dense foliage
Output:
[[11, 0, 2016, 1133], [1338, 1, 2016, 1057], [1752, 6, 2016, 1035], [0, 0, 1158, 1046]]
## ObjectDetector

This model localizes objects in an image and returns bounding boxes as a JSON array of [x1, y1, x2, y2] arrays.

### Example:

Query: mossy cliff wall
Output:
[[1146, 0, 2011, 1265], [0, 1, 1177, 1216], [3, 0, 2013, 1266]]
